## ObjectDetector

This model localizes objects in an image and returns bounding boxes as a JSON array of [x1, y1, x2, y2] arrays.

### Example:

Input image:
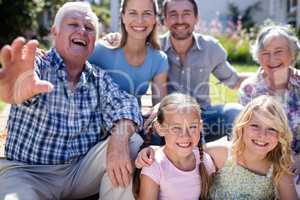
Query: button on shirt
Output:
[[161, 33, 240, 109], [5, 48, 142, 165]]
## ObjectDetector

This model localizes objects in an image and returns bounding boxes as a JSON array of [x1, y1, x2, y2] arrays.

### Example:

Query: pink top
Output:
[[141, 147, 215, 200]]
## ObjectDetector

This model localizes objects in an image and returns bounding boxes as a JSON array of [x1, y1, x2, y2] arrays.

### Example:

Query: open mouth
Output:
[[132, 26, 147, 32], [71, 38, 87, 46], [252, 139, 268, 147], [176, 142, 192, 148], [173, 24, 189, 30], [268, 64, 282, 69]]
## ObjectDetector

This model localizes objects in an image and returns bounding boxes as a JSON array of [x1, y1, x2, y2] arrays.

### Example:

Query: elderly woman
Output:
[[239, 25, 300, 190]]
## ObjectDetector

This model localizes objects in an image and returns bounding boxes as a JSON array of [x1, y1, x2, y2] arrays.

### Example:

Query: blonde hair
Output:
[[119, 0, 160, 50], [231, 95, 293, 187]]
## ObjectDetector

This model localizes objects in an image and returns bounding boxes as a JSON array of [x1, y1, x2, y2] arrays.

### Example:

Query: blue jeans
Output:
[[202, 103, 243, 142]]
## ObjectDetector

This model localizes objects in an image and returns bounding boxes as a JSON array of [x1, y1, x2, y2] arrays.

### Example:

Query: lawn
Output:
[[210, 63, 258, 104], [0, 101, 5, 112]]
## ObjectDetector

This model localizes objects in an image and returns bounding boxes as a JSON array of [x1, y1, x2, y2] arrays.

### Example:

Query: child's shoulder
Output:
[[204, 137, 231, 170]]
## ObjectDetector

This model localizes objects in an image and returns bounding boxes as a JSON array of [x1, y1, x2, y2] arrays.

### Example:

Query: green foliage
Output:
[[227, 2, 261, 32], [210, 64, 258, 104], [0, 101, 5, 112], [217, 34, 254, 64], [0, 0, 67, 47]]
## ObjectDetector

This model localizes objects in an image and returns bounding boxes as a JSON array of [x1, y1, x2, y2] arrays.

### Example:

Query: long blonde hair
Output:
[[231, 95, 293, 187], [119, 0, 160, 50]]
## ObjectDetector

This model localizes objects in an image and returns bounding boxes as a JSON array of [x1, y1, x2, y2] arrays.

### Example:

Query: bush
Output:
[[217, 33, 254, 64]]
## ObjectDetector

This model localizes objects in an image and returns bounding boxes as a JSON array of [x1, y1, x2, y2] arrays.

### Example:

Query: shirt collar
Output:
[[47, 48, 97, 84], [163, 32, 202, 52]]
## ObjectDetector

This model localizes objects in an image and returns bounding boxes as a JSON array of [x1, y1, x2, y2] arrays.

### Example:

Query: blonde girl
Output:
[[136, 95, 298, 199], [135, 93, 215, 200], [207, 95, 297, 199]]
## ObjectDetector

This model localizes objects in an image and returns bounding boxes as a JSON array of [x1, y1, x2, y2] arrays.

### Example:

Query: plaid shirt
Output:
[[239, 67, 300, 153], [5, 48, 142, 165]]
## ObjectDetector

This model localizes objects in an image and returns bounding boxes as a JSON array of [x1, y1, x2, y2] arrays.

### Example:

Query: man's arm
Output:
[[233, 72, 254, 90], [107, 119, 136, 187], [0, 37, 53, 104], [100, 70, 142, 187]]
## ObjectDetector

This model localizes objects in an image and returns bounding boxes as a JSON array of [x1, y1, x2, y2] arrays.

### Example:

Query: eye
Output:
[[249, 124, 259, 129], [143, 11, 153, 16], [85, 25, 94, 32], [68, 23, 79, 27], [171, 126, 182, 134], [266, 128, 278, 135]]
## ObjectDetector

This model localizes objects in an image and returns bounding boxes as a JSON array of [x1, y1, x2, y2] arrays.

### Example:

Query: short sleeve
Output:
[[153, 50, 169, 77], [203, 152, 216, 175], [141, 161, 161, 185]]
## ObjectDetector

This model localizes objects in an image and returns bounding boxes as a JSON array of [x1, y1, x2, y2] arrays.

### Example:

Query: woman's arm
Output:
[[139, 174, 159, 200], [151, 72, 167, 106], [204, 137, 230, 170], [277, 173, 298, 200]]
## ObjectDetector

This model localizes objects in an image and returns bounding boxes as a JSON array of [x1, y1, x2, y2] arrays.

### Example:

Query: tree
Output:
[[0, 0, 67, 48]]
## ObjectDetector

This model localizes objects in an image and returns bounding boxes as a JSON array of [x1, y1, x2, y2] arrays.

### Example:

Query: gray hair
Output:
[[53, 2, 99, 38], [251, 25, 300, 66]]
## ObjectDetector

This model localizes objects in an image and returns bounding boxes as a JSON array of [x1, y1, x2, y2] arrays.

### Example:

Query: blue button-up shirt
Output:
[[161, 33, 240, 109], [5, 48, 142, 165]]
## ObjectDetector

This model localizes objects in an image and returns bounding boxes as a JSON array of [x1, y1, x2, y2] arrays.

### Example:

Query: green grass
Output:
[[0, 101, 5, 112], [210, 63, 259, 104]]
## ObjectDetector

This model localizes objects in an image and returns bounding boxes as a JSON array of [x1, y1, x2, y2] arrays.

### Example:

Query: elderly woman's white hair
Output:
[[252, 25, 300, 66], [53, 1, 99, 38]]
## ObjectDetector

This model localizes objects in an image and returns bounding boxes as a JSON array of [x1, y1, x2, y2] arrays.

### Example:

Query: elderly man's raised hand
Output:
[[0, 37, 53, 104]]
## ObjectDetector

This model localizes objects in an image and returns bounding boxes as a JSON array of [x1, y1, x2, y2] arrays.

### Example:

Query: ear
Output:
[[153, 121, 166, 137]]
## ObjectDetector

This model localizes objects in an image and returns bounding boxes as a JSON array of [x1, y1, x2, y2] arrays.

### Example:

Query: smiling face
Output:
[[164, 0, 198, 40], [52, 10, 97, 63], [258, 36, 293, 75], [242, 110, 279, 157], [156, 105, 202, 160], [121, 0, 156, 42]]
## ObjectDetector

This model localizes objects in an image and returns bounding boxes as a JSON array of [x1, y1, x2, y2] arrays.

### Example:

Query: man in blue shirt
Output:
[[0, 2, 142, 200]]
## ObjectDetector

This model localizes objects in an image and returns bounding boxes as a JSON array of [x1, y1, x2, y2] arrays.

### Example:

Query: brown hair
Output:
[[162, 0, 199, 18], [134, 93, 212, 199], [119, 0, 160, 50]]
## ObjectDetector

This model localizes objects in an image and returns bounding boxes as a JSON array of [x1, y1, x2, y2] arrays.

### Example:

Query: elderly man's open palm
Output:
[[0, 37, 53, 104]]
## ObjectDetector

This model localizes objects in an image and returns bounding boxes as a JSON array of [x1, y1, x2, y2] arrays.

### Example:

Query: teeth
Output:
[[253, 140, 267, 146], [72, 39, 87, 46], [175, 25, 187, 30], [132, 26, 146, 31], [177, 142, 191, 148]]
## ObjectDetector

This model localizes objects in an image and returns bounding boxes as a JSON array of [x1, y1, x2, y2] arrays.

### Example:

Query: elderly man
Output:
[[0, 2, 142, 200]]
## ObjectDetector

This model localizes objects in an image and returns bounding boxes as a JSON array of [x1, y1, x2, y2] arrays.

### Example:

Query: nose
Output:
[[179, 127, 191, 137], [177, 15, 184, 24]]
